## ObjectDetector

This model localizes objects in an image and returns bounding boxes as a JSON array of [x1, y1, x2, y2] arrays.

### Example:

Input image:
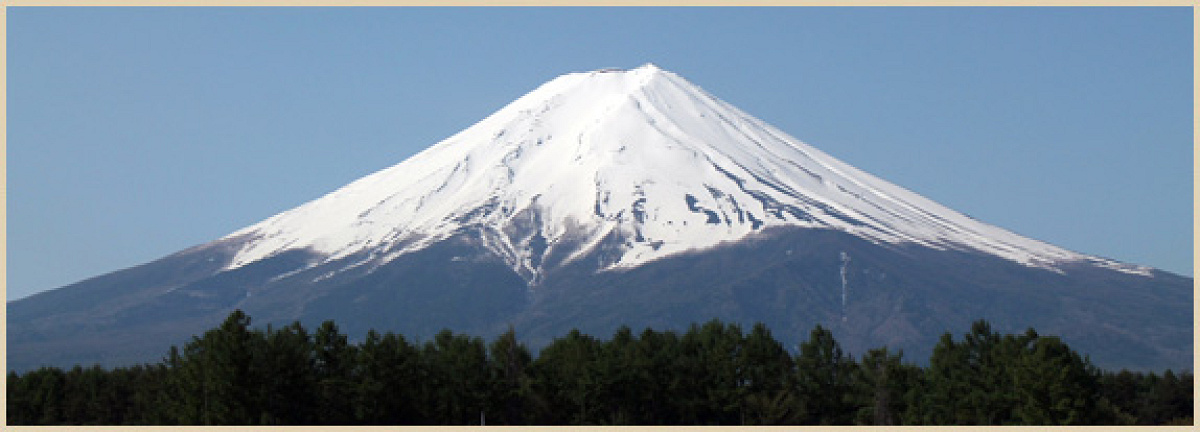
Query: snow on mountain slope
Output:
[[221, 63, 1148, 283]]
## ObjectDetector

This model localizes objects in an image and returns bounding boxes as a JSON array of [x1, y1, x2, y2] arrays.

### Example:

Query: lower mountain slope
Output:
[[8, 226, 1191, 373]]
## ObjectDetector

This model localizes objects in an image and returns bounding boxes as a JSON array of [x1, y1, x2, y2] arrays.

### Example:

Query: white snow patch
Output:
[[216, 64, 1127, 281]]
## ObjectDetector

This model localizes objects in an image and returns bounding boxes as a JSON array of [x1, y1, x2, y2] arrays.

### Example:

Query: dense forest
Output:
[[7, 310, 1193, 425]]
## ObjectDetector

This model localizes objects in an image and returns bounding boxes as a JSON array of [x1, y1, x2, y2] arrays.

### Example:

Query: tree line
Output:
[[7, 310, 1193, 425]]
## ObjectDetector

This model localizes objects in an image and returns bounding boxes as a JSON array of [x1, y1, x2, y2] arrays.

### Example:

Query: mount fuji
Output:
[[8, 64, 1191, 372]]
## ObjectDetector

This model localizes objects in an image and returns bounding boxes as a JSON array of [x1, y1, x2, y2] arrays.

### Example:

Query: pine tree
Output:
[[635, 327, 683, 424], [421, 329, 489, 424], [794, 324, 855, 425], [486, 325, 533, 425], [676, 320, 743, 424], [354, 329, 422, 424], [738, 322, 797, 425], [254, 321, 317, 424], [126, 363, 173, 425], [1143, 369, 1194, 424], [313, 320, 357, 424], [594, 325, 649, 424], [163, 310, 260, 424], [921, 323, 1005, 425], [1011, 335, 1099, 424], [529, 329, 602, 424], [852, 347, 915, 425]]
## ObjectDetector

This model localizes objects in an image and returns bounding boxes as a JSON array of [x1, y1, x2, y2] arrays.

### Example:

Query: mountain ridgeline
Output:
[[7, 64, 1192, 373]]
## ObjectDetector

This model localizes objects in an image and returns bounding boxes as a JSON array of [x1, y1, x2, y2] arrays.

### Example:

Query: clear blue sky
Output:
[[8, 7, 1193, 301]]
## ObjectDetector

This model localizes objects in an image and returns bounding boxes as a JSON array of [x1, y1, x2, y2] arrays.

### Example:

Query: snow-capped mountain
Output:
[[7, 65, 1189, 373], [220, 63, 1143, 285]]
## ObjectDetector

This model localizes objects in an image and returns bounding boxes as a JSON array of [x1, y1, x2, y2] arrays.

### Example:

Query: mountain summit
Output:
[[221, 64, 1140, 284], [8, 66, 1190, 372]]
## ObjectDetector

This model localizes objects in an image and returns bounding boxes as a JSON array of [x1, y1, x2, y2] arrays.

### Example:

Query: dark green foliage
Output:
[[355, 329, 421, 424], [7, 311, 1193, 425], [1097, 368, 1194, 425], [164, 309, 261, 424], [738, 323, 798, 424], [851, 347, 920, 425], [255, 322, 317, 424], [8, 367, 66, 424], [485, 326, 533, 425], [528, 328, 602, 424], [630, 327, 684, 424], [589, 326, 644, 424], [1011, 335, 1099, 424], [794, 324, 857, 424], [675, 320, 744, 424], [420, 329, 490, 425], [918, 321, 1122, 425], [312, 320, 357, 424]]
